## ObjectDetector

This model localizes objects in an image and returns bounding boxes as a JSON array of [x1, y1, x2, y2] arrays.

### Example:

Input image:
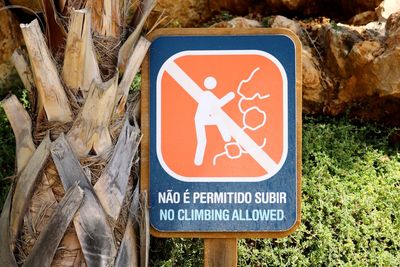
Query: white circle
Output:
[[204, 76, 217, 90]]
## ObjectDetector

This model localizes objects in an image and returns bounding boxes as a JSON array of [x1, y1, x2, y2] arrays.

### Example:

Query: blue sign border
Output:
[[142, 28, 302, 238]]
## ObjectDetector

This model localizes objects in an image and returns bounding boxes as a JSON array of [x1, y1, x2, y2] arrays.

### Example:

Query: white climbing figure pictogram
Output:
[[194, 76, 235, 166]]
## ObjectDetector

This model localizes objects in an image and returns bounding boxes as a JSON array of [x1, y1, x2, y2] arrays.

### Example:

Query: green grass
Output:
[[237, 117, 400, 266], [151, 238, 203, 267], [0, 88, 28, 212], [1, 111, 399, 265], [151, 117, 400, 266], [0, 105, 16, 211]]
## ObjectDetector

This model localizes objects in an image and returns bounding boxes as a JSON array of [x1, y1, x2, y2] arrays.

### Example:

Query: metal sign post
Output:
[[141, 28, 302, 266]]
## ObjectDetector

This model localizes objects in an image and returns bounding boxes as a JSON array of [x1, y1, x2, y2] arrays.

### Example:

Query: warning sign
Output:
[[141, 28, 302, 238], [157, 51, 287, 181]]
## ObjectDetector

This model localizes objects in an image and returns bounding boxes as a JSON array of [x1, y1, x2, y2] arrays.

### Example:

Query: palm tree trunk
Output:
[[0, 0, 157, 266]]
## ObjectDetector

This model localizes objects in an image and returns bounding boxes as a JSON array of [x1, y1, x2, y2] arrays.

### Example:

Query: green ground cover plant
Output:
[[0, 107, 15, 210], [151, 117, 400, 266], [0, 82, 24, 211], [1, 107, 399, 265], [0, 89, 31, 211]]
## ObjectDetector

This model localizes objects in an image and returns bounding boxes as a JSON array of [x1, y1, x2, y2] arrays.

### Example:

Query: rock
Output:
[[348, 11, 378, 25], [298, 15, 400, 124], [334, 22, 399, 102], [338, 0, 383, 17], [149, 0, 384, 28], [215, 15, 400, 124], [281, 0, 304, 10], [323, 26, 363, 78], [265, 14, 400, 124], [347, 40, 382, 69], [364, 21, 387, 36], [385, 11, 400, 46], [270, 15, 302, 35], [367, 47, 400, 97], [149, 0, 210, 27], [302, 48, 323, 107], [211, 17, 261, 28], [210, 0, 383, 21], [376, 0, 400, 20], [0, 1, 24, 95], [263, 0, 383, 20]]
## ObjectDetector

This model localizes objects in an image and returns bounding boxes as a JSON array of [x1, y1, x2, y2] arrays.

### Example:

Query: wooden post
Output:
[[204, 238, 237, 267]]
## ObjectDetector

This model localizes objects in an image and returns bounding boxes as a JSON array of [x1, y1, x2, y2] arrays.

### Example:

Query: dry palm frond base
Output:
[[0, 0, 157, 266]]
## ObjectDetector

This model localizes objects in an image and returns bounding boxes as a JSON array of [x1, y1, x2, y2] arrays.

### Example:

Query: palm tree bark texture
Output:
[[0, 0, 157, 266]]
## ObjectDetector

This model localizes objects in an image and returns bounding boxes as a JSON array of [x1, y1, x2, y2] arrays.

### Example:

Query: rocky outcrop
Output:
[[301, 47, 324, 112], [211, 17, 262, 28], [212, 13, 400, 125], [348, 11, 378, 26], [1, 0, 400, 124], [0, 1, 24, 95], [149, 0, 210, 27], [270, 15, 302, 35], [376, 0, 400, 20], [209, 0, 384, 20], [275, 13, 400, 124], [150, 0, 384, 27]]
